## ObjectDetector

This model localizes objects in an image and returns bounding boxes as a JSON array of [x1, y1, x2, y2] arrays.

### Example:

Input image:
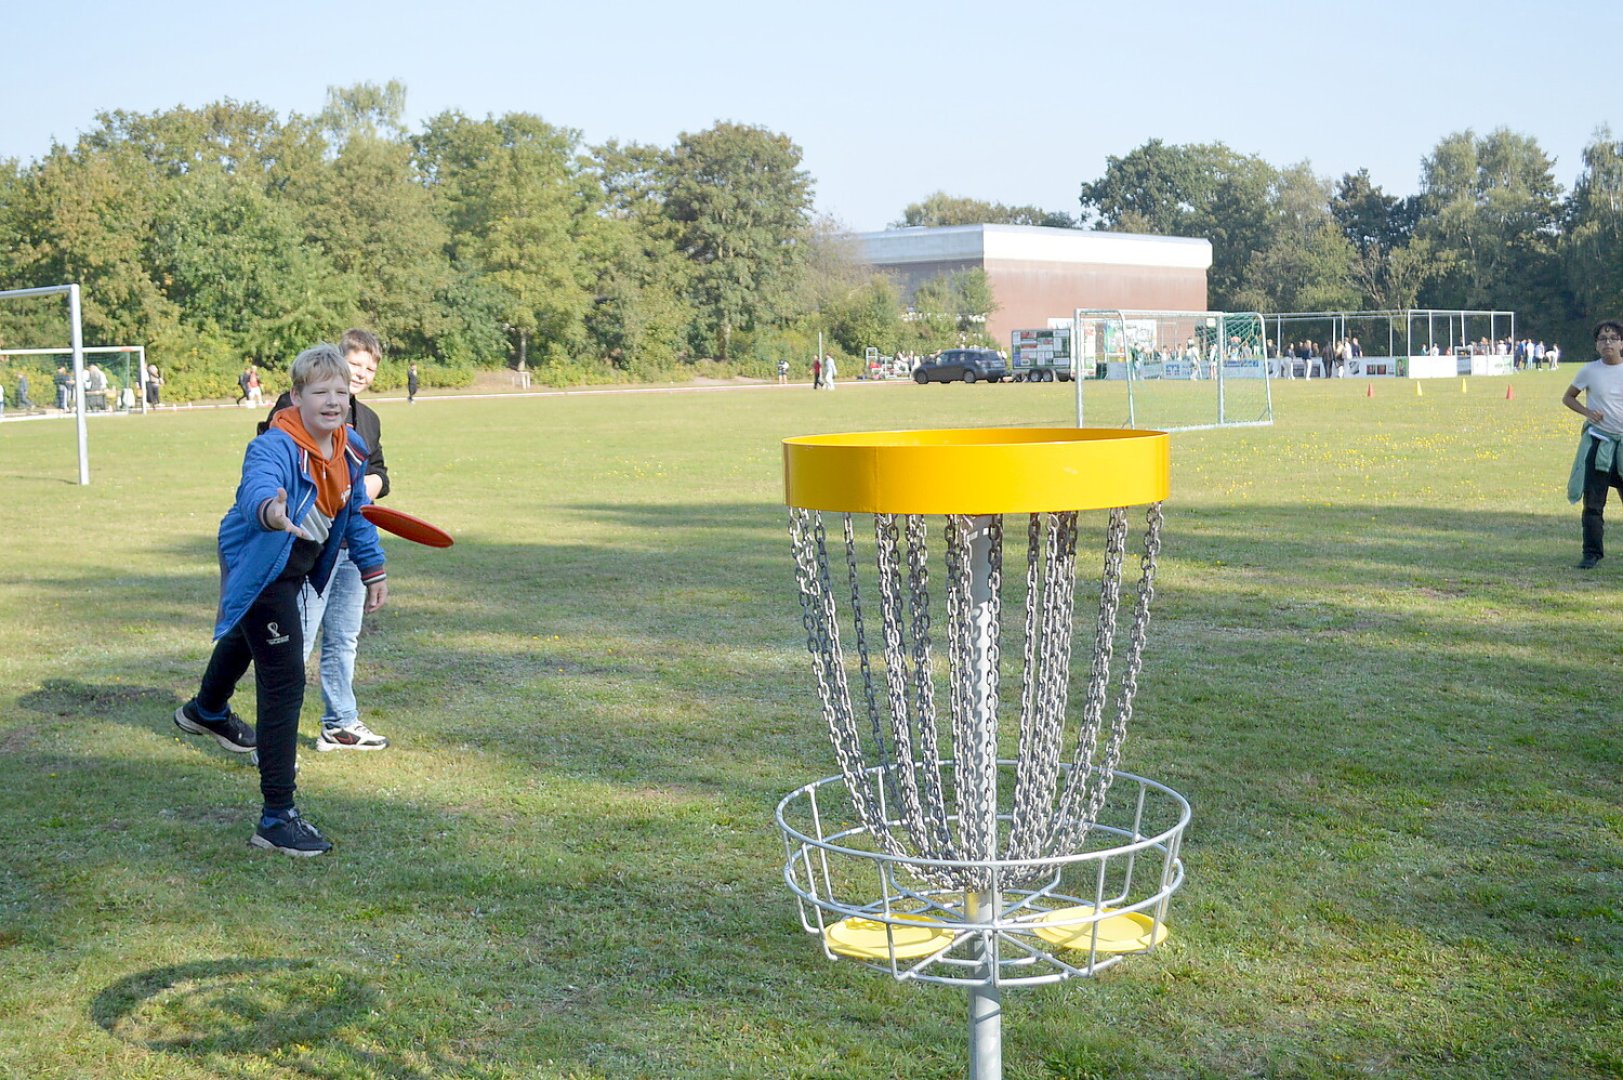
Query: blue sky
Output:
[[5, 0, 1617, 231]]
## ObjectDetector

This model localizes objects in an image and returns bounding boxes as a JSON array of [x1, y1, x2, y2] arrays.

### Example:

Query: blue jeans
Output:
[[299, 547, 364, 728]]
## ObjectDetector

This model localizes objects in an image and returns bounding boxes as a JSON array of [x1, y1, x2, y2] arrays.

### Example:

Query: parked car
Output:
[[912, 348, 1008, 384]]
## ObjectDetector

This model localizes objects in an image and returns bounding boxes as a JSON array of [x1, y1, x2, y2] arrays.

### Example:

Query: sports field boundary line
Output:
[[0, 377, 902, 423]]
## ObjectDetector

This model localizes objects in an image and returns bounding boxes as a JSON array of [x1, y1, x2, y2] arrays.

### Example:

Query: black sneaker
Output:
[[174, 700, 256, 753], [1579, 554, 1603, 569], [249, 809, 332, 857]]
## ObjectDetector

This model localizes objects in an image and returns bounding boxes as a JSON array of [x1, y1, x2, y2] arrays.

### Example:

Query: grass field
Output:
[[1, 373, 1619, 1079]]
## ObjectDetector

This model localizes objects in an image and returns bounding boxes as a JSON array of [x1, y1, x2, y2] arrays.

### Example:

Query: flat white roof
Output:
[[856, 223, 1212, 271]]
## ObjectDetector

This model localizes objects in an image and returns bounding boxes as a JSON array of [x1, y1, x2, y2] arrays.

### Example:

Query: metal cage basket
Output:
[[778, 762, 1188, 986], [775, 427, 1190, 1078]]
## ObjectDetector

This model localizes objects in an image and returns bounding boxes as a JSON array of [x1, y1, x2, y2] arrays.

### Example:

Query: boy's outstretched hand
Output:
[[264, 488, 313, 540], [364, 580, 388, 614]]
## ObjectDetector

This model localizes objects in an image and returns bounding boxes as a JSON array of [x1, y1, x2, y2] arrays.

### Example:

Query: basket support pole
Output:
[[967, 888, 1002, 1079], [964, 516, 1002, 1080]]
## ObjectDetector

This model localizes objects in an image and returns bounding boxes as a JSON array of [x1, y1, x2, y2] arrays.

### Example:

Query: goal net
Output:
[[0, 284, 91, 483], [1073, 310, 1273, 432]]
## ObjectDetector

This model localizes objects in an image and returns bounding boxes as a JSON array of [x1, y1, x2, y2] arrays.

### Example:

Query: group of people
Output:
[[17, 362, 167, 413], [1266, 338, 1362, 379], [235, 365, 264, 406], [810, 353, 838, 390], [1415, 337, 1561, 367], [1513, 339, 1560, 369], [172, 329, 395, 856]]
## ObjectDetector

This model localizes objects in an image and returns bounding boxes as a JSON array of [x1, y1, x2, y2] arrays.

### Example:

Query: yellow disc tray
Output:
[[824, 914, 956, 960], [783, 427, 1170, 515], [1028, 905, 1169, 953]]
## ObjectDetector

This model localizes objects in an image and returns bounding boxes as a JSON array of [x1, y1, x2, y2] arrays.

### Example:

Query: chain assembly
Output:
[[789, 502, 1165, 890]]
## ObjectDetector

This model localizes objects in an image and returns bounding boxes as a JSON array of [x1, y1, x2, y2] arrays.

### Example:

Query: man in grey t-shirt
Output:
[[1562, 321, 1623, 568]]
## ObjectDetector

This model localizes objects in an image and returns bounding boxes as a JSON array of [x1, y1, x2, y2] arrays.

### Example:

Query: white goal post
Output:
[[1072, 309, 1275, 432], [0, 284, 89, 484]]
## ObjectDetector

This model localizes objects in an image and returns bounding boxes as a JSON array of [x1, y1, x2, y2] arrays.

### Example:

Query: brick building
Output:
[[855, 224, 1212, 345]]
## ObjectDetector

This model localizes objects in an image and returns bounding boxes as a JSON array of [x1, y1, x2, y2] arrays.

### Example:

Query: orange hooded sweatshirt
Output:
[[270, 408, 352, 522]]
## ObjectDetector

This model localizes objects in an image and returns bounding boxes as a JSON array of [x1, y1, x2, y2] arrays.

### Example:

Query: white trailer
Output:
[[1009, 327, 1077, 382]]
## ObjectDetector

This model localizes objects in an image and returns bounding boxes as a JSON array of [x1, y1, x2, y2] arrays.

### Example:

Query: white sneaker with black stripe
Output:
[[315, 720, 389, 752]]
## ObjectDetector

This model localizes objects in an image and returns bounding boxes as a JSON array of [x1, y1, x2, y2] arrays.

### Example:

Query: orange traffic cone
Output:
[[1366, 382, 1374, 398], [1506, 384, 1515, 401]]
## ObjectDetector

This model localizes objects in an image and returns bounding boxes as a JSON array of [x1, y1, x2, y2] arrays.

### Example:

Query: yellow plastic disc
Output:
[[1028, 905, 1169, 953], [824, 914, 956, 960], [782, 428, 1170, 515]]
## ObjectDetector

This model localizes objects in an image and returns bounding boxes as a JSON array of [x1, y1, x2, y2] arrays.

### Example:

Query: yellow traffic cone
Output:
[[1461, 379, 1468, 393], [1416, 382, 1423, 397]]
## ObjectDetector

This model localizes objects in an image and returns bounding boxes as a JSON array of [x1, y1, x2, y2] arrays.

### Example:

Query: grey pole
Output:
[[964, 516, 1001, 1080], [69, 285, 89, 485], [1073, 311, 1084, 426]]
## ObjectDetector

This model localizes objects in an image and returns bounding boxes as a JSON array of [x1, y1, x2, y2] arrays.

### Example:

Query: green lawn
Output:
[[1, 373, 1618, 1079]]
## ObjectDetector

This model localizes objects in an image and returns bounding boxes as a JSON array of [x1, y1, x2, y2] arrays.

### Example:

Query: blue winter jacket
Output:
[[213, 426, 386, 640]]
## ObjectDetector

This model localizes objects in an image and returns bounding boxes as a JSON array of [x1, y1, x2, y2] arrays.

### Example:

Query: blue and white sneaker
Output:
[[174, 700, 256, 754], [249, 808, 332, 857]]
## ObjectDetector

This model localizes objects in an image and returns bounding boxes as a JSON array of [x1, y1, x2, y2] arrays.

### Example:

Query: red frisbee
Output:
[[361, 504, 454, 548]]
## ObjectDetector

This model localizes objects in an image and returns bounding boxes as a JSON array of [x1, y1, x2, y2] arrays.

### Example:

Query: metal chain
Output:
[[844, 515, 892, 783], [945, 515, 1002, 889], [873, 513, 931, 856], [1050, 504, 1161, 854], [1074, 502, 1163, 838], [1046, 509, 1126, 850], [1007, 513, 1049, 864], [904, 513, 956, 871], [1008, 512, 1088, 877], [788, 510, 884, 836]]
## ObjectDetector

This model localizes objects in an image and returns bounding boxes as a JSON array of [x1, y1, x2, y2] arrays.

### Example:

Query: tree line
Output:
[[1, 81, 1617, 399], [905, 129, 1623, 352]]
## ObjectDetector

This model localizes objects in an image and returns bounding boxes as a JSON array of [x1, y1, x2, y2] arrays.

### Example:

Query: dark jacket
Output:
[[260, 393, 389, 499]]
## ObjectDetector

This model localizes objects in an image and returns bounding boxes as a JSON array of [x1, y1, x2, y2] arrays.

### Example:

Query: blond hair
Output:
[[289, 344, 350, 392]]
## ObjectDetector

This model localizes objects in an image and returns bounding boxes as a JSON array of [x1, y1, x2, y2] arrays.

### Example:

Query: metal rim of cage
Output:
[[777, 764, 1189, 987], [779, 427, 1185, 988]]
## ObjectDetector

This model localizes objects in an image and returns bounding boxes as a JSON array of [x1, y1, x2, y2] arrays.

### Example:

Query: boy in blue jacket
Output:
[[174, 344, 388, 855]]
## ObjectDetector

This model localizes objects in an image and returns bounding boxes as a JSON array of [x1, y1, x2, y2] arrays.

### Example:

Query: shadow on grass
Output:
[[18, 679, 182, 722], [90, 957, 495, 1078]]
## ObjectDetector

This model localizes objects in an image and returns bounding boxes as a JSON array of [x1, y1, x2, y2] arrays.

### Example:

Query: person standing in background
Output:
[[1562, 321, 1623, 569], [261, 330, 393, 751]]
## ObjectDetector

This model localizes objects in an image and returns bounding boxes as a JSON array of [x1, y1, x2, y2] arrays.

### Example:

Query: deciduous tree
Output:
[[659, 122, 813, 359]]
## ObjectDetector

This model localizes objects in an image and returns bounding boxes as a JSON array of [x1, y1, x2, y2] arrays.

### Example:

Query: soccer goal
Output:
[[0, 284, 90, 484], [1073, 309, 1273, 432]]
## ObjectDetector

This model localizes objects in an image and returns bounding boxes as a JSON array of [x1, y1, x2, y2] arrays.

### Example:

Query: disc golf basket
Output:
[[776, 428, 1190, 1080]]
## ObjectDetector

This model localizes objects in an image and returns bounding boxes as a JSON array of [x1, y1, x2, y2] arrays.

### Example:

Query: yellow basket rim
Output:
[[782, 426, 1170, 514]]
